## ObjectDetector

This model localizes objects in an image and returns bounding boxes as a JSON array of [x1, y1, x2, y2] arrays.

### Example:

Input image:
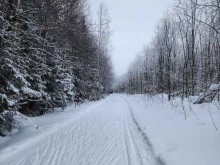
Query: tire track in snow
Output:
[[120, 96, 164, 165], [122, 102, 142, 165], [5, 95, 162, 165]]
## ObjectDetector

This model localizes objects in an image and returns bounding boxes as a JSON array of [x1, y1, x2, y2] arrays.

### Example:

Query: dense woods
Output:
[[0, 0, 113, 135], [115, 0, 220, 102]]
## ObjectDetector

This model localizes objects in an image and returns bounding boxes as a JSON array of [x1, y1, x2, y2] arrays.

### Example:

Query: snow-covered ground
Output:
[[0, 94, 220, 165], [123, 94, 220, 165]]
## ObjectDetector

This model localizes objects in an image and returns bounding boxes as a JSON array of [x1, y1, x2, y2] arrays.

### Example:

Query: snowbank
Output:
[[0, 100, 104, 162], [125, 94, 220, 165]]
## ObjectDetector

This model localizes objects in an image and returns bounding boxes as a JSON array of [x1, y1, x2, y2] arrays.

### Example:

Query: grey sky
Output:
[[89, 0, 174, 76]]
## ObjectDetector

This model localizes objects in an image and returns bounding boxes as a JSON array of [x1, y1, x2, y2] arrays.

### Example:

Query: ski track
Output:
[[5, 95, 161, 165]]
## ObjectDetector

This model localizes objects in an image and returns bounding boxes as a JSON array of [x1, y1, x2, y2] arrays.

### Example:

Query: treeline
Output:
[[115, 0, 220, 101], [0, 0, 113, 135]]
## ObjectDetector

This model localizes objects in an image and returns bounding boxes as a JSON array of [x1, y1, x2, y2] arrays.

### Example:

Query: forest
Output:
[[0, 0, 220, 164], [0, 0, 113, 136], [1, 0, 220, 136], [115, 0, 220, 103]]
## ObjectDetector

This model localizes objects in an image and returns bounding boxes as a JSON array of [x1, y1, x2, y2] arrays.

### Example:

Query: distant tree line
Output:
[[0, 0, 113, 136], [115, 0, 220, 101]]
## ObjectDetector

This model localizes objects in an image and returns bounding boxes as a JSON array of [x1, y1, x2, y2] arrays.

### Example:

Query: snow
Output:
[[7, 99, 17, 106], [8, 83, 19, 94], [0, 94, 220, 165], [21, 87, 42, 98], [12, 67, 30, 86], [0, 94, 7, 101], [40, 90, 51, 100], [210, 83, 220, 91], [123, 94, 220, 165], [67, 91, 74, 96], [0, 100, 107, 165]]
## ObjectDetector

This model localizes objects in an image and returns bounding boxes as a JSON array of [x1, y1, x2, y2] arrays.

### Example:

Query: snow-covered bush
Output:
[[194, 83, 220, 104], [0, 111, 18, 137]]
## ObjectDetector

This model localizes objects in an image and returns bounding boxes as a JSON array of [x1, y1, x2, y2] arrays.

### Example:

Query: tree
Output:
[[0, 0, 114, 136], [114, 0, 220, 104], [96, 3, 113, 93]]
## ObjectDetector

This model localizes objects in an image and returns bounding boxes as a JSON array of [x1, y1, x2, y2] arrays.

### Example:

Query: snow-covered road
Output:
[[1, 95, 161, 165]]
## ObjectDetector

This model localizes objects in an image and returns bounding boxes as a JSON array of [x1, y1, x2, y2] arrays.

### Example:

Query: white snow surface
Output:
[[209, 84, 220, 91], [21, 87, 42, 98], [0, 94, 220, 165]]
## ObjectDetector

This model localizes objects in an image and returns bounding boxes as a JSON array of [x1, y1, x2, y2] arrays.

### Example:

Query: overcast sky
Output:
[[89, 0, 174, 77]]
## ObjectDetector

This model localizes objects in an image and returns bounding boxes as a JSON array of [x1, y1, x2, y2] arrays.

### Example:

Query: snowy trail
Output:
[[0, 94, 161, 165]]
